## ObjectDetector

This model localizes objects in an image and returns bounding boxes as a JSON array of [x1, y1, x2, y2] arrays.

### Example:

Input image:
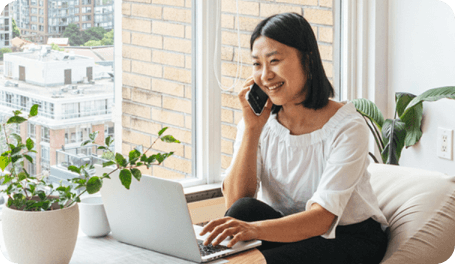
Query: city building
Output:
[[0, 46, 114, 182], [10, 0, 114, 44], [0, 4, 13, 48]]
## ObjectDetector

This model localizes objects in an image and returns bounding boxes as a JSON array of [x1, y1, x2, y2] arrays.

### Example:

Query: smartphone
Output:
[[245, 83, 269, 116]]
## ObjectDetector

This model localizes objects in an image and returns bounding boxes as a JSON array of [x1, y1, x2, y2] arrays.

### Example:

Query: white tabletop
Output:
[[0, 225, 229, 264]]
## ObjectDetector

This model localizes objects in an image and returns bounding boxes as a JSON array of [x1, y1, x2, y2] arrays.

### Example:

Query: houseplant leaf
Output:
[[119, 169, 132, 189], [381, 119, 407, 165], [395, 92, 416, 117], [404, 86, 455, 111], [352, 98, 385, 129], [86, 176, 102, 194], [400, 86, 455, 147]]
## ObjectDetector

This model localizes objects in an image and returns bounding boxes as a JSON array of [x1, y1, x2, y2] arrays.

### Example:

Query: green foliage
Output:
[[12, 19, 20, 38], [50, 43, 64, 51], [83, 30, 113, 46], [353, 86, 455, 165], [63, 24, 84, 46], [0, 106, 180, 211], [0, 47, 12, 59]]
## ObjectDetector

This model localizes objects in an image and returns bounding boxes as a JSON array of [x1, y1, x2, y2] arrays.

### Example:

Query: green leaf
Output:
[[29, 104, 39, 117], [12, 110, 22, 116], [399, 102, 424, 147], [102, 161, 116, 167], [89, 131, 99, 141], [400, 86, 455, 147], [105, 136, 113, 146], [395, 92, 416, 118], [129, 149, 141, 162], [119, 169, 132, 189], [86, 176, 102, 194], [115, 153, 125, 166], [0, 156, 10, 171], [131, 168, 142, 181], [160, 135, 181, 143], [404, 86, 455, 112], [158, 127, 168, 136], [23, 154, 33, 163], [26, 138, 34, 151], [381, 119, 407, 165], [7, 116, 27, 124], [37, 191, 46, 200], [352, 98, 385, 130], [68, 165, 81, 174], [81, 140, 92, 146]]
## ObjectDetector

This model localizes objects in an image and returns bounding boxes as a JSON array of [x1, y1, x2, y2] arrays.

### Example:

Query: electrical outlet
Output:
[[437, 128, 453, 160]]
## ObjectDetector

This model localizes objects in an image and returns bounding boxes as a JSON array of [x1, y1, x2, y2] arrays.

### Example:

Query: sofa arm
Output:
[[368, 164, 455, 264]]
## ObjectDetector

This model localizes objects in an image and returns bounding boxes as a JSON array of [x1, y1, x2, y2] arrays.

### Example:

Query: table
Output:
[[0, 227, 266, 264]]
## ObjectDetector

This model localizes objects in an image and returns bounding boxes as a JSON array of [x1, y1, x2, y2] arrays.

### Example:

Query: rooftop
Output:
[[0, 75, 113, 102], [6, 47, 92, 62]]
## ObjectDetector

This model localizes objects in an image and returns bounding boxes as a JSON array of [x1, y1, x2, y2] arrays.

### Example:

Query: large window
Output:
[[119, 0, 339, 187]]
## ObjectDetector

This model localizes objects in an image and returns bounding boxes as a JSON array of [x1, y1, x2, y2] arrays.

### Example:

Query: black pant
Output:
[[225, 197, 388, 264]]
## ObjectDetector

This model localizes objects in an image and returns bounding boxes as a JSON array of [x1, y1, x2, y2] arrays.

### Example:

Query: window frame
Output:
[[114, 0, 343, 188]]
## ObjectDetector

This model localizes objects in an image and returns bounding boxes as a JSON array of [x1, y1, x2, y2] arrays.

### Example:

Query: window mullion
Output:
[[194, 0, 221, 185]]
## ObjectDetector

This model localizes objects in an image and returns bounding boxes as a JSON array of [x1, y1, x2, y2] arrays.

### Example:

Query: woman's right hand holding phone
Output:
[[238, 77, 273, 136]]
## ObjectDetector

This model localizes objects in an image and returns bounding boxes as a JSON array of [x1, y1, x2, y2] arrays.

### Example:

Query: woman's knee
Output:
[[225, 197, 282, 222]]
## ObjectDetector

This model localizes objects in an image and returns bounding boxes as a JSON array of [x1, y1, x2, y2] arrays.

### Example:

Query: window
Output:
[[118, 1, 339, 187], [41, 127, 50, 143]]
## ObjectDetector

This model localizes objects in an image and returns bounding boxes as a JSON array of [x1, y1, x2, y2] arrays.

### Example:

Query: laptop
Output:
[[97, 165, 262, 263]]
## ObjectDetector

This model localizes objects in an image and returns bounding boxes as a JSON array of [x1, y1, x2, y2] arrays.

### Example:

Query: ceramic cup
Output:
[[79, 196, 111, 237]]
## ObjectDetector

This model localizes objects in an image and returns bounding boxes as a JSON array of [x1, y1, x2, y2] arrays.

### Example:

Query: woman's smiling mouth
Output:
[[267, 82, 285, 90]]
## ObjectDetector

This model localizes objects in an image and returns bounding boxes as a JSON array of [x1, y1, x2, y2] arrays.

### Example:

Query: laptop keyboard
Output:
[[197, 240, 229, 256]]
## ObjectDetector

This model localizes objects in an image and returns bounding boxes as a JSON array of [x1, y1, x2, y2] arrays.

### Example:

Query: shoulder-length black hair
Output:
[[250, 12, 334, 112]]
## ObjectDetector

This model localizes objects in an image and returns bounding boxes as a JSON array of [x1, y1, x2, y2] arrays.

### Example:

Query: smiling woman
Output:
[[202, 13, 389, 264]]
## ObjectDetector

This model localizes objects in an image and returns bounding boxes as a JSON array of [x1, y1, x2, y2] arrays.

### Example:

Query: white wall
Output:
[[388, 0, 455, 174]]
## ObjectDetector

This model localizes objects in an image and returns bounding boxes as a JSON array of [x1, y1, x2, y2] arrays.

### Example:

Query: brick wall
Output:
[[122, 0, 334, 179]]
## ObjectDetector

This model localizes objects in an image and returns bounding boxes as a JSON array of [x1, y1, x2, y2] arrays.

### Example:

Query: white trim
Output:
[[340, 0, 389, 158], [113, 0, 122, 154], [193, 0, 222, 187]]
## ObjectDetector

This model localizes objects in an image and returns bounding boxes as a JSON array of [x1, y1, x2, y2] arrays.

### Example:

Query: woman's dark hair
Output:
[[250, 13, 334, 112]]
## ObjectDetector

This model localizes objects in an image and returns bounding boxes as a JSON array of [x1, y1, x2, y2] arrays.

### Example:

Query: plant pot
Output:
[[79, 196, 110, 237], [2, 197, 79, 264]]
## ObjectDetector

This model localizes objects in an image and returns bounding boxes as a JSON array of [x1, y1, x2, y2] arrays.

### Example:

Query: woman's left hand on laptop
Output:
[[200, 217, 259, 248]]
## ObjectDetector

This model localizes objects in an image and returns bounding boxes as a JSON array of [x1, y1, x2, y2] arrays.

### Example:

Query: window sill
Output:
[[184, 182, 223, 203]]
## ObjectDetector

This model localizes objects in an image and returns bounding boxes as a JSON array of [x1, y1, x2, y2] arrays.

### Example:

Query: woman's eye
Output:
[[271, 59, 279, 63], [253, 62, 260, 67]]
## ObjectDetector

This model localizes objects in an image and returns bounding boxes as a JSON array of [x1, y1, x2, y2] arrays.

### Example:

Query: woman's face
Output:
[[251, 36, 308, 108]]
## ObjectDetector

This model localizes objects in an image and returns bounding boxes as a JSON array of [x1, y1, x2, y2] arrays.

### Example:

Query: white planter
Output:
[[2, 198, 79, 264]]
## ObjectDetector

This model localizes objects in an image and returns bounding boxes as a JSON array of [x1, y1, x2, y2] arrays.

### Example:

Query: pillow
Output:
[[368, 164, 455, 264]]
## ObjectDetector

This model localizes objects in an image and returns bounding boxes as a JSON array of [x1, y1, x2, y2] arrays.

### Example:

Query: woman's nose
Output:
[[261, 66, 274, 82]]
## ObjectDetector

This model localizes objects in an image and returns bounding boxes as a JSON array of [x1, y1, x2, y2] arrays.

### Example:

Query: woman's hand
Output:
[[200, 217, 259, 248], [239, 77, 273, 134]]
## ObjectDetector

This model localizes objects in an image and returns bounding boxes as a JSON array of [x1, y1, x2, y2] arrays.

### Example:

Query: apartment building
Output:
[[0, 46, 114, 181], [10, 0, 114, 44], [0, 4, 13, 48]]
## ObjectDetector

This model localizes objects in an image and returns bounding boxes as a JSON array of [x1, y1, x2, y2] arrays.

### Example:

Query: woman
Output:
[[200, 13, 388, 264]]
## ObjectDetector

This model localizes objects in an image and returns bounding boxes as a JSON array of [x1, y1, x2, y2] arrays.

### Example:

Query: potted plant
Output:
[[352, 86, 455, 165], [0, 105, 180, 264]]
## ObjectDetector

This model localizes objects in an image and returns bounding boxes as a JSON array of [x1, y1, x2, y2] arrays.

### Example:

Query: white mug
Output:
[[79, 196, 111, 237]]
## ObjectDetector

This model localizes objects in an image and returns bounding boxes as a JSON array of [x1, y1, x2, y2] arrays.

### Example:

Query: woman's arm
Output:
[[222, 129, 261, 209], [201, 202, 336, 247], [223, 77, 273, 209]]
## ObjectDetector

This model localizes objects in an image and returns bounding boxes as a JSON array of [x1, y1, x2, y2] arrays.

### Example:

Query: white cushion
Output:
[[369, 164, 455, 264]]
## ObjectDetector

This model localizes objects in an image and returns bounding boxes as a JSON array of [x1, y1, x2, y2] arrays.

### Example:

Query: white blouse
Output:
[[225, 102, 388, 239]]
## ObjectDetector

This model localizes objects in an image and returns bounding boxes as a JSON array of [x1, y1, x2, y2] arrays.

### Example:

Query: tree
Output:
[[63, 24, 84, 46], [82, 29, 113, 46], [0, 48, 12, 60], [81, 27, 106, 44], [101, 30, 113, 45], [12, 19, 20, 38]]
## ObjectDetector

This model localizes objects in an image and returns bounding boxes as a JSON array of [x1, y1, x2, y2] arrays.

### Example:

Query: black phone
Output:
[[246, 83, 269, 116]]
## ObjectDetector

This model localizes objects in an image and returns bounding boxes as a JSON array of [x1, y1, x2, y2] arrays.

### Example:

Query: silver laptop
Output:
[[97, 165, 261, 263]]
